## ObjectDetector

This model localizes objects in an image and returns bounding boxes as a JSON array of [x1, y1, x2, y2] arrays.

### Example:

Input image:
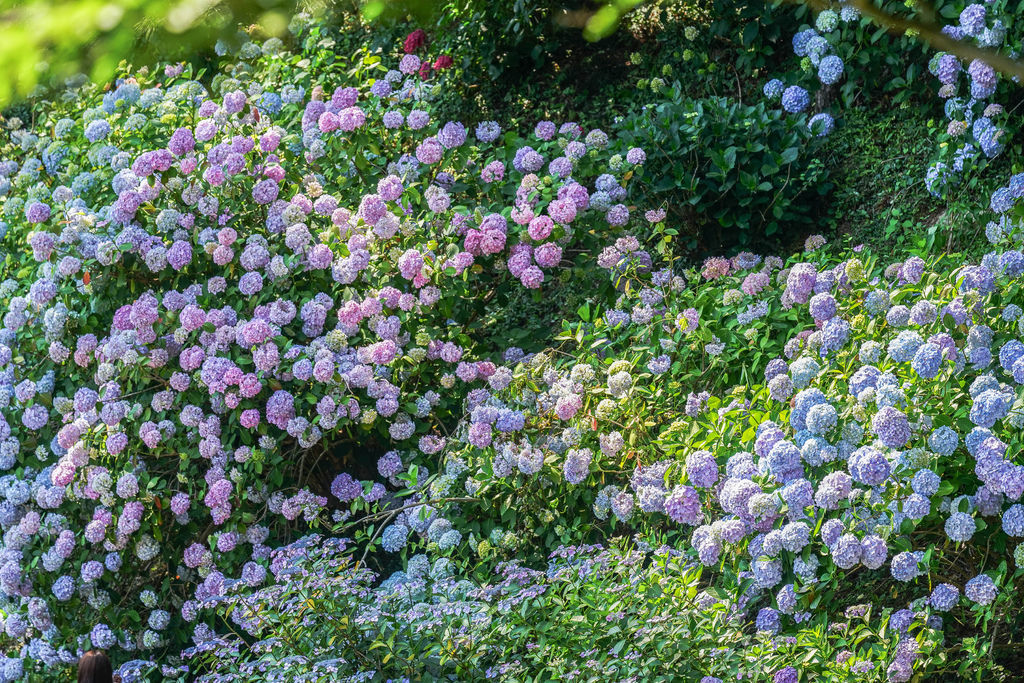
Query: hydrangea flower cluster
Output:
[[760, 12, 864, 137]]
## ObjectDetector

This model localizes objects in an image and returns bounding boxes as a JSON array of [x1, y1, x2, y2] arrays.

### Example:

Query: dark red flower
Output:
[[433, 55, 453, 70], [418, 62, 433, 79], [403, 29, 428, 54]]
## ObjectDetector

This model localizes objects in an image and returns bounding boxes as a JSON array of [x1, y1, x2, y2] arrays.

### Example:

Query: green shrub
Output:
[[616, 88, 832, 252]]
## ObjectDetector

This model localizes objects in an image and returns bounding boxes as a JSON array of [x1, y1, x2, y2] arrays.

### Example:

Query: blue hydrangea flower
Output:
[[903, 493, 931, 520], [944, 511, 976, 542], [256, 92, 283, 115], [792, 29, 819, 57], [973, 117, 1004, 157], [970, 389, 1011, 428], [756, 606, 781, 633], [890, 551, 922, 581], [999, 340, 1024, 372], [864, 290, 891, 316], [1002, 504, 1024, 536], [832, 533, 863, 569], [888, 330, 923, 363], [805, 36, 830, 64], [817, 55, 844, 85], [849, 446, 891, 486], [763, 79, 784, 100], [84, 119, 112, 143], [979, 20, 1006, 48], [965, 574, 997, 605], [953, 143, 979, 173], [991, 186, 1014, 214], [925, 162, 953, 197], [886, 305, 910, 328], [805, 402, 837, 435], [912, 468, 942, 497], [1000, 251, 1024, 278], [790, 357, 821, 389], [381, 523, 410, 552], [911, 342, 943, 379], [781, 86, 810, 114]]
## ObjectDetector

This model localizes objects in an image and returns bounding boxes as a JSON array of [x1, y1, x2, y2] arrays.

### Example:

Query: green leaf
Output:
[[741, 21, 759, 46], [577, 302, 591, 322]]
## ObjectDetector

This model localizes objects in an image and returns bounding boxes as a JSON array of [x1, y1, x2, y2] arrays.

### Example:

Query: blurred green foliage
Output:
[[0, 0, 343, 105]]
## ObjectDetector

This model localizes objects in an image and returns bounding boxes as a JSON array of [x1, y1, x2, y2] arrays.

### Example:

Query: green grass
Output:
[[822, 103, 1020, 258], [822, 105, 942, 252]]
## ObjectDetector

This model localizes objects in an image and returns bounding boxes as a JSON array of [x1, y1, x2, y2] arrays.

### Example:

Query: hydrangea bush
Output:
[[437, 229, 1024, 676], [193, 224, 1024, 681], [0, 16, 650, 678]]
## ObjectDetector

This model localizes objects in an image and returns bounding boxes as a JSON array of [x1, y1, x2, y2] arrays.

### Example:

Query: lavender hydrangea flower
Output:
[[965, 574, 997, 605], [773, 666, 798, 683], [849, 446, 891, 486], [756, 607, 780, 633], [872, 407, 911, 448], [891, 551, 922, 581], [929, 583, 960, 611], [686, 450, 719, 488], [665, 485, 702, 525]]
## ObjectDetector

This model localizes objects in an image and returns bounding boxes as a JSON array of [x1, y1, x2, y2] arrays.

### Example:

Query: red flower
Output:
[[418, 62, 433, 79], [403, 29, 428, 54], [433, 55, 453, 70]]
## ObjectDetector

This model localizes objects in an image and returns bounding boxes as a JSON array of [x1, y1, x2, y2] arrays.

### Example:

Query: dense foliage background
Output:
[[0, 1, 1022, 681]]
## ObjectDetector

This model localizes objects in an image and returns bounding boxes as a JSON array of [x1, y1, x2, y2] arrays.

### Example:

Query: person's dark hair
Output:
[[78, 650, 113, 683]]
